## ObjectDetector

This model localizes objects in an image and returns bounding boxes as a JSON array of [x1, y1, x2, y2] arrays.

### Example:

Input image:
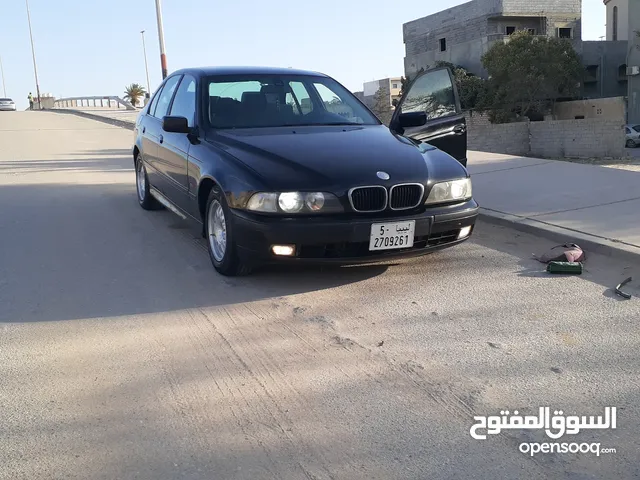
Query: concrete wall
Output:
[[605, 0, 629, 41], [529, 119, 625, 158], [582, 41, 629, 99], [465, 112, 530, 155], [552, 97, 626, 120], [465, 111, 626, 158], [627, 0, 640, 124]]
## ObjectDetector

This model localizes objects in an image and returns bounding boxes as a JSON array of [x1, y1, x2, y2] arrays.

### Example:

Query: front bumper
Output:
[[231, 199, 479, 265]]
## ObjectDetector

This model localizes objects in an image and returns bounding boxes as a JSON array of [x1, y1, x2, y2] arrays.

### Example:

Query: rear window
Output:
[[0, 98, 13, 102]]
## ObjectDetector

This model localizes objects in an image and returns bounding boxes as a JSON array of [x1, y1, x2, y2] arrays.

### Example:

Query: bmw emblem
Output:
[[377, 171, 390, 180]]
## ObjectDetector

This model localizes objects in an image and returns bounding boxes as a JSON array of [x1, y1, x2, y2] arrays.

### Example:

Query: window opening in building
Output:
[[439, 38, 446, 52], [558, 28, 572, 39]]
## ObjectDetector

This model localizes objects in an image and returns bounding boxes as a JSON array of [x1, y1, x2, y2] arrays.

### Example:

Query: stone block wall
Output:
[[529, 119, 626, 158], [465, 112, 530, 155], [464, 112, 626, 158]]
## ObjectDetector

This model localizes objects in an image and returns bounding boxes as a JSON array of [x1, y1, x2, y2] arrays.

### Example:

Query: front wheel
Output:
[[205, 188, 251, 276], [626, 139, 637, 148], [135, 155, 162, 210]]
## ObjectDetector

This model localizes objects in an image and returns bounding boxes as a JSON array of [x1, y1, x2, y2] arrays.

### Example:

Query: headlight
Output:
[[246, 192, 342, 214], [278, 192, 304, 213], [425, 178, 472, 205]]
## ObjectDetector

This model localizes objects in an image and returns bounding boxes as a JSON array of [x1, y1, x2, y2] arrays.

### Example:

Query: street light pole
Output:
[[0, 56, 6, 97], [25, 0, 42, 109], [154, 0, 168, 79], [140, 30, 152, 98]]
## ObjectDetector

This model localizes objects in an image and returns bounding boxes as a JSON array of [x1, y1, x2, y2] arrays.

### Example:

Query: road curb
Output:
[[478, 208, 640, 264], [50, 109, 135, 131]]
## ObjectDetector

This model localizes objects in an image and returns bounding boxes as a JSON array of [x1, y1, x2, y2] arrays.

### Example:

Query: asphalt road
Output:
[[1, 111, 639, 480]]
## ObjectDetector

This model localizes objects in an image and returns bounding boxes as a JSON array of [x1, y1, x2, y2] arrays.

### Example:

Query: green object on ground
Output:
[[547, 261, 583, 274]]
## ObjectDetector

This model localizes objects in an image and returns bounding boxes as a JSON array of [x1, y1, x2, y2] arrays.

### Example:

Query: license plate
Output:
[[369, 221, 416, 251]]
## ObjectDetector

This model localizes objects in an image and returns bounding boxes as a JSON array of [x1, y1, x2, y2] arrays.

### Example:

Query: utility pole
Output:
[[0, 56, 6, 97], [25, 0, 42, 109], [154, 0, 168, 79], [141, 30, 152, 99]]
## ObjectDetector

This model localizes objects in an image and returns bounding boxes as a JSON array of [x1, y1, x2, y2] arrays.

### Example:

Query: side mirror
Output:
[[162, 116, 190, 133], [398, 112, 427, 128]]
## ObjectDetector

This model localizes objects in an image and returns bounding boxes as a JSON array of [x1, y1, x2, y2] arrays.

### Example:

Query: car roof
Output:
[[169, 66, 329, 79]]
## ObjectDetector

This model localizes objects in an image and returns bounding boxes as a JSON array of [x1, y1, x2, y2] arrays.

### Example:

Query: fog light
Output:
[[272, 245, 296, 256], [458, 226, 472, 239]]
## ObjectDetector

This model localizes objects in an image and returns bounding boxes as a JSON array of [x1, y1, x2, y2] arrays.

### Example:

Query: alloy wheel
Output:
[[208, 200, 227, 262]]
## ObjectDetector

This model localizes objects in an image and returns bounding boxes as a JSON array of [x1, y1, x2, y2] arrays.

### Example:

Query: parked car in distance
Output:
[[625, 124, 640, 148], [132, 66, 477, 276], [0, 98, 16, 111]]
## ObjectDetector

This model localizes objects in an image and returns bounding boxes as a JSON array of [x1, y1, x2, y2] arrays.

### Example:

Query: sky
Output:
[[1, 0, 607, 109]]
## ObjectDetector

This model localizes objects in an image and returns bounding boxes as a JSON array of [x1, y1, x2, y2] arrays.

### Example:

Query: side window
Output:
[[400, 69, 457, 120], [153, 75, 181, 119], [286, 81, 312, 115], [169, 75, 197, 127], [313, 82, 360, 122], [147, 87, 163, 116], [626, 127, 631, 135]]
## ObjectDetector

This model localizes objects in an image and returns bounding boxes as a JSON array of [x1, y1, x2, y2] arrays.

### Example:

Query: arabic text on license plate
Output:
[[369, 221, 416, 251]]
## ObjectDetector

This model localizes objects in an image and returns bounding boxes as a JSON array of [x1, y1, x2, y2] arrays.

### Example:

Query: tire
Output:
[[626, 139, 637, 148], [135, 154, 162, 210], [204, 188, 251, 276]]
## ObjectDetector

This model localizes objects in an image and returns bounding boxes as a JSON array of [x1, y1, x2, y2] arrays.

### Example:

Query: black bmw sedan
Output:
[[133, 66, 478, 276]]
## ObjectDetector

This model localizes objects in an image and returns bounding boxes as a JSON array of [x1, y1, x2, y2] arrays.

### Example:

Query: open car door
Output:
[[389, 67, 468, 167]]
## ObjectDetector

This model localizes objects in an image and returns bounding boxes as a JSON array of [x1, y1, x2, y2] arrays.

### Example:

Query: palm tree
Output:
[[123, 83, 146, 107]]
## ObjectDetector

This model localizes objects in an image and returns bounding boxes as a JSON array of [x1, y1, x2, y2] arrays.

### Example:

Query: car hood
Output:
[[209, 125, 468, 191]]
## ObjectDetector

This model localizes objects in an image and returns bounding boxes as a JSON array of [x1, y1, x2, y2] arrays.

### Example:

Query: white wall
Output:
[[605, 0, 629, 41], [363, 80, 380, 97]]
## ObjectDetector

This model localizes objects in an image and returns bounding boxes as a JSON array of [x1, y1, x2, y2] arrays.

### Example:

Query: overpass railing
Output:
[[53, 96, 137, 111]]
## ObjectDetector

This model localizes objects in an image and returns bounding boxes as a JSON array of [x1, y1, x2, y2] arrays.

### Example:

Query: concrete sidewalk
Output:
[[469, 151, 640, 261]]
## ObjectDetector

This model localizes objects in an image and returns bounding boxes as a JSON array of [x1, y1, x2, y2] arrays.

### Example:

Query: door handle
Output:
[[159, 135, 164, 144], [453, 125, 466, 134], [142, 126, 146, 133]]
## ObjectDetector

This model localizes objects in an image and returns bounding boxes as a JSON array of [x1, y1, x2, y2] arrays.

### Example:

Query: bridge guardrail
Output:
[[53, 96, 137, 111]]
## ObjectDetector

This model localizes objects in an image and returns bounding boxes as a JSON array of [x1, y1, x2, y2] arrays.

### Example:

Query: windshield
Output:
[[207, 74, 379, 129]]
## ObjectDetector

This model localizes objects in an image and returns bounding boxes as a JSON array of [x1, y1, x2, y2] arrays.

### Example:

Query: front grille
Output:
[[390, 184, 424, 210], [349, 186, 387, 212]]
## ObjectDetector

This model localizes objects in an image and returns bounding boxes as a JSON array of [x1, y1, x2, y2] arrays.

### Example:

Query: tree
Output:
[[124, 83, 146, 107], [371, 86, 393, 125], [481, 31, 583, 122]]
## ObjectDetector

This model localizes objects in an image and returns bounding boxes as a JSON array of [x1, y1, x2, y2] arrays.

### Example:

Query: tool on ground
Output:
[[546, 261, 583, 275], [615, 277, 633, 300]]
